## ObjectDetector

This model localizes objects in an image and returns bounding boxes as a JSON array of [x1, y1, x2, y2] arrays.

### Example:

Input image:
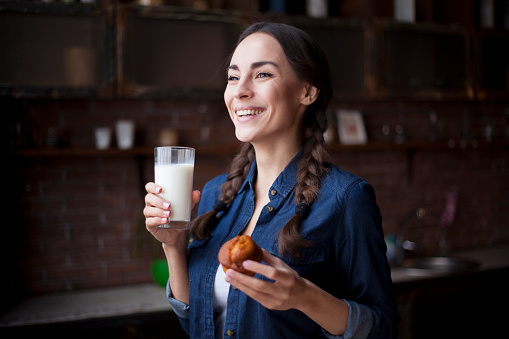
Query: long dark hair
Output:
[[190, 22, 333, 257]]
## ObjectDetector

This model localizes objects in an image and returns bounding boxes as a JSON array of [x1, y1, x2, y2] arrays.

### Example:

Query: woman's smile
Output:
[[235, 106, 266, 121]]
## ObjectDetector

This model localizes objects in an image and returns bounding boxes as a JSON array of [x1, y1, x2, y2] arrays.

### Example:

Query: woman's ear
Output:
[[301, 84, 320, 106]]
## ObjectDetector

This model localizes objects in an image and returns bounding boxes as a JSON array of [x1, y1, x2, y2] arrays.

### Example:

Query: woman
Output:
[[144, 22, 399, 338]]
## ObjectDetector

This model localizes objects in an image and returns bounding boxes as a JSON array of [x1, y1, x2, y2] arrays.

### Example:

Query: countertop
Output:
[[1, 245, 508, 328], [0, 283, 171, 328], [390, 245, 509, 284]]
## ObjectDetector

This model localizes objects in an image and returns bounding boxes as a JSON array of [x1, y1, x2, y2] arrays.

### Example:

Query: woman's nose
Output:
[[234, 78, 253, 99]]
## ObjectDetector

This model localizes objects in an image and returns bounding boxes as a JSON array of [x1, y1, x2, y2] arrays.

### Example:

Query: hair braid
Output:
[[221, 142, 255, 204], [189, 143, 254, 240], [278, 109, 330, 257]]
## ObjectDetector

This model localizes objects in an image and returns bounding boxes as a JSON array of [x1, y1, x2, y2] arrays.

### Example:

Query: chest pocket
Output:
[[268, 241, 327, 276]]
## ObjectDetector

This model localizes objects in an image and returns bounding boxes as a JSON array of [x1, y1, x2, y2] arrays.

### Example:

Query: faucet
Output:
[[395, 208, 426, 263]]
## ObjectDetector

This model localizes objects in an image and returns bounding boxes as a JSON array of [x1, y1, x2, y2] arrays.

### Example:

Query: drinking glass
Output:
[[154, 147, 195, 229]]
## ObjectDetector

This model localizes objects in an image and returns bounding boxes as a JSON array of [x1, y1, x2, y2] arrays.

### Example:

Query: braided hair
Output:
[[190, 22, 333, 257]]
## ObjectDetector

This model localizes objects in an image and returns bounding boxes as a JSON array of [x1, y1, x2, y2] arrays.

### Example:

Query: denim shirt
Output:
[[167, 153, 399, 338]]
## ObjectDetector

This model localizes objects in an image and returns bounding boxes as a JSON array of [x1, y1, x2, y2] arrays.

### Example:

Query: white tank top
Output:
[[213, 264, 230, 338]]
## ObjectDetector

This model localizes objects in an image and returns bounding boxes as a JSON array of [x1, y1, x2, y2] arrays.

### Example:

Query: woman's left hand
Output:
[[225, 248, 349, 335], [224, 248, 310, 311]]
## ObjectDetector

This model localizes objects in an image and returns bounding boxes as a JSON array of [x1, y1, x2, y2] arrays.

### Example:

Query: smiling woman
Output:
[[143, 22, 399, 339], [224, 33, 313, 149]]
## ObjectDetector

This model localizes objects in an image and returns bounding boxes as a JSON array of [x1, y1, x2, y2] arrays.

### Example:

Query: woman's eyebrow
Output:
[[227, 61, 279, 72]]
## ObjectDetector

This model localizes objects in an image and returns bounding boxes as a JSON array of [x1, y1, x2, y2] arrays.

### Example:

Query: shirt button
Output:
[[267, 206, 274, 212], [227, 329, 235, 336], [270, 189, 277, 196]]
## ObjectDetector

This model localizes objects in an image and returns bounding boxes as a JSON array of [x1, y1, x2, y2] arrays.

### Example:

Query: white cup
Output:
[[307, 0, 328, 18], [115, 120, 135, 150], [394, 0, 415, 23], [94, 127, 112, 150]]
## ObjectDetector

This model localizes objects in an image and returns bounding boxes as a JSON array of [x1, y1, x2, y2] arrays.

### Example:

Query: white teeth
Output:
[[236, 109, 261, 117]]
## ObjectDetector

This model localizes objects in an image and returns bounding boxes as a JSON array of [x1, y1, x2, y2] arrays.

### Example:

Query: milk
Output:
[[155, 163, 194, 228]]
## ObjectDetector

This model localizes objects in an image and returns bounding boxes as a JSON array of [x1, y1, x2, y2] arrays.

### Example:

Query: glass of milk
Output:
[[154, 147, 195, 229]]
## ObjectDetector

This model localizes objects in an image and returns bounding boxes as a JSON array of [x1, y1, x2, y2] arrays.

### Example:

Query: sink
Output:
[[400, 256, 480, 272], [391, 256, 480, 281]]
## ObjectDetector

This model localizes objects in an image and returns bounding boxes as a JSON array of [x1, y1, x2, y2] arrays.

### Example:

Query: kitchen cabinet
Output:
[[1, 1, 508, 100], [118, 5, 241, 99], [393, 246, 509, 339], [395, 269, 508, 339], [290, 18, 372, 100], [476, 29, 509, 100], [0, 1, 114, 98], [374, 21, 473, 100]]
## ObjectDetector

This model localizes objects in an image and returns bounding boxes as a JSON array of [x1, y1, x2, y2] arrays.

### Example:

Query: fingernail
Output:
[[225, 272, 232, 283], [160, 217, 168, 223], [242, 261, 252, 269], [163, 202, 170, 209], [163, 210, 170, 216]]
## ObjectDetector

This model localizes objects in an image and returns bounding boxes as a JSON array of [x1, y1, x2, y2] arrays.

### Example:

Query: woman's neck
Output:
[[252, 141, 302, 194]]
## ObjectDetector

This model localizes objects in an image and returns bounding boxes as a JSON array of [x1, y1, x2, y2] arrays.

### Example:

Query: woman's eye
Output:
[[227, 75, 239, 82], [256, 72, 273, 79]]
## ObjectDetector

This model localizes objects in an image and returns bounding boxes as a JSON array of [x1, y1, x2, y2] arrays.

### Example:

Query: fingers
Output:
[[143, 205, 170, 228], [192, 190, 201, 204], [247, 249, 291, 282], [144, 182, 170, 228], [225, 268, 287, 310], [144, 182, 169, 209], [145, 182, 162, 194], [144, 183, 202, 229], [224, 249, 306, 311]]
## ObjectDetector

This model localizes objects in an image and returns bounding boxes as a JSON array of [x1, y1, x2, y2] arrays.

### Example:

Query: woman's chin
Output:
[[234, 130, 256, 144]]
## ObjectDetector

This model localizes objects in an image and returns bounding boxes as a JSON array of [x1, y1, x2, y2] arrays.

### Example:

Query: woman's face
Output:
[[224, 32, 315, 147]]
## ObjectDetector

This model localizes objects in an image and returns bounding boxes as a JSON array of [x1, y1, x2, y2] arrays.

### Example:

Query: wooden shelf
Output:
[[10, 140, 509, 158], [9, 145, 241, 158], [328, 139, 509, 152]]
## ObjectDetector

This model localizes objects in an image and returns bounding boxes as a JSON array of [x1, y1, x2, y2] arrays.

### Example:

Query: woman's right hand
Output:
[[143, 182, 201, 246]]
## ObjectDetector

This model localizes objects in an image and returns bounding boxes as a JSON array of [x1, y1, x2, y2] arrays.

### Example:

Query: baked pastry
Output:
[[218, 235, 263, 276]]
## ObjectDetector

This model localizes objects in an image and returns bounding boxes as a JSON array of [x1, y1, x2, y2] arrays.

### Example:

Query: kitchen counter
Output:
[[391, 245, 509, 339], [453, 245, 509, 271], [391, 244, 509, 284], [0, 283, 171, 328], [1, 246, 508, 337]]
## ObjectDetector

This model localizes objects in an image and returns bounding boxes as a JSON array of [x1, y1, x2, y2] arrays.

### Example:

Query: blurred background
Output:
[[2, 0, 509, 338]]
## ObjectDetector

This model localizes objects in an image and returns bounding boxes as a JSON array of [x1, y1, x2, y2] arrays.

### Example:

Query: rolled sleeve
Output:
[[321, 300, 373, 339], [166, 278, 190, 319]]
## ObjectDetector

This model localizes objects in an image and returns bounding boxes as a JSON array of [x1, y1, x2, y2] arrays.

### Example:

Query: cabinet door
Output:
[[374, 22, 473, 100], [296, 21, 371, 100], [476, 31, 509, 100], [0, 3, 112, 98], [120, 7, 240, 99]]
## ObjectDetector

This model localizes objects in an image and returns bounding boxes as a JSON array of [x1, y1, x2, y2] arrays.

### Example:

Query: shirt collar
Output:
[[237, 149, 303, 199]]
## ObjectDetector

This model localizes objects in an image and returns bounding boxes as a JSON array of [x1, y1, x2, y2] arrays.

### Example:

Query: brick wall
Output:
[[5, 98, 509, 297]]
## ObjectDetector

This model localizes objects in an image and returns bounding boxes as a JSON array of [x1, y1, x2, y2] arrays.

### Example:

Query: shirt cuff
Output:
[[166, 278, 190, 319], [321, 300, 373, 339]]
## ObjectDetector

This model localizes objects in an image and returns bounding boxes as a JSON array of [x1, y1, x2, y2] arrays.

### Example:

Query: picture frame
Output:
[[336, 109, 368, 145]]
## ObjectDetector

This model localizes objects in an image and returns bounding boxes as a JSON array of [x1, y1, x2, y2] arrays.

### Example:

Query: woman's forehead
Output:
[[230, 33, 286, 68]]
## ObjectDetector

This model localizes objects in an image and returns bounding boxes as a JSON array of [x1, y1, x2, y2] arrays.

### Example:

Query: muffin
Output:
[[218, 235, 263, 276]]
